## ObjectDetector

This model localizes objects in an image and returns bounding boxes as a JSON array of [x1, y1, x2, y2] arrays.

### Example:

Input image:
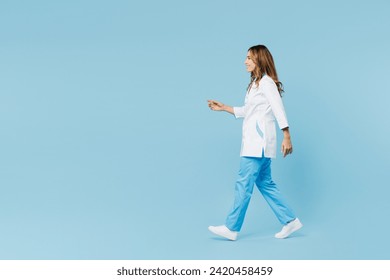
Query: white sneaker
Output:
[[275, 218, 303, 239], [208, 225, 238, 241]]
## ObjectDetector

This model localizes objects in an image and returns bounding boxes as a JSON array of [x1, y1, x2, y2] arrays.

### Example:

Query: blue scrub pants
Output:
[[225, 156, 296, 232]]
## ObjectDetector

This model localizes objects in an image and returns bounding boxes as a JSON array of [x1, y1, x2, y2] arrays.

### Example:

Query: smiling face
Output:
[[244, 51, 256, 72]]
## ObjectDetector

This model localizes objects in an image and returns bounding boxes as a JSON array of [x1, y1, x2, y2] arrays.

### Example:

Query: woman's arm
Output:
[[262, 80, 289, 129], [207, 100, 234, 115], [261, 79, 292, 157]]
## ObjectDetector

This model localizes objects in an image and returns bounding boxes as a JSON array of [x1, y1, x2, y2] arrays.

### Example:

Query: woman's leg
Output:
[[255, 158, 296, 225], [225, 157, 263, 231]]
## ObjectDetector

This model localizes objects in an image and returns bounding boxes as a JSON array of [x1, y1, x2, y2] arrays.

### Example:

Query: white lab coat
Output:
[[233, 75, 289, 158]]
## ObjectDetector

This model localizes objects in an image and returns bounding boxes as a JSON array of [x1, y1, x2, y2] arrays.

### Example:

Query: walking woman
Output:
[[207, 45, 302, 241]]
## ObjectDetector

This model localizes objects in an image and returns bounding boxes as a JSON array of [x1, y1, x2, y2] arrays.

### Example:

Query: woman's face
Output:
[[245, 51, 256, 72]]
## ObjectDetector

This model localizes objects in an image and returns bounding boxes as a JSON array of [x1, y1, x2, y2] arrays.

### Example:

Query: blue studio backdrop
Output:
[[1, 0, 389, 259]]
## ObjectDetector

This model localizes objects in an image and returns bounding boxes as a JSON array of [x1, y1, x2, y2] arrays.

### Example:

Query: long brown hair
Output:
[[248, 45, 284, 95]]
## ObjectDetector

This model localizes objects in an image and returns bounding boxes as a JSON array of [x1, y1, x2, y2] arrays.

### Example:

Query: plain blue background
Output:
[[1, 0, 389, 259]]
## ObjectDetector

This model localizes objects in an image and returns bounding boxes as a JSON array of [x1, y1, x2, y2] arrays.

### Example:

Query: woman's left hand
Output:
[[281, 137, 293, 157], [281, 127, 293, 157]]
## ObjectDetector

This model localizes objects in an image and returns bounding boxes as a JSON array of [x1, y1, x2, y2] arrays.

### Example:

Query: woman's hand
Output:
[[207, 100, 235, 114], [281, 127, 293, 157], [207, 100, 225, 111]]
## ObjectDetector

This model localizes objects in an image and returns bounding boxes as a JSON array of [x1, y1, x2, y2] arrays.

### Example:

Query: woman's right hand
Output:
[[207, 100, 225, 111], [207, 100, 235, 115]]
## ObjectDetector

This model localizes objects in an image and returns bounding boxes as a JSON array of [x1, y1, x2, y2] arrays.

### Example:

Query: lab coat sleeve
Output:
[[233, 106, 246, 119], [263, 80, 289, 129]]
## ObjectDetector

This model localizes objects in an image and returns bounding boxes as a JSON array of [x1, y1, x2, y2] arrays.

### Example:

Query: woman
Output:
[[207, 45, 302, 241]]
